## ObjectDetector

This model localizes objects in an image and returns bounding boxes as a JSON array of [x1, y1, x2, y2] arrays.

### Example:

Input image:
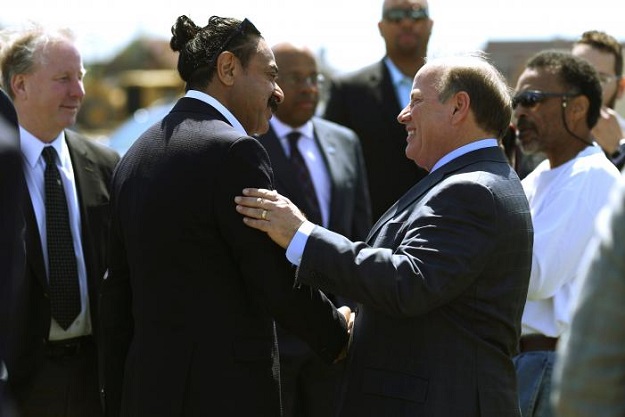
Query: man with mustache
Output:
[[512, 50, 621, 417], [256, 42, 372, 417], [236, 54, 533, 417], [99, 16, 351, 417]]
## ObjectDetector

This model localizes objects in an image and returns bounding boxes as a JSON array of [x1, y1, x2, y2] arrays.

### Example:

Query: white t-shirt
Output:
[[521, 145, 621, 337]]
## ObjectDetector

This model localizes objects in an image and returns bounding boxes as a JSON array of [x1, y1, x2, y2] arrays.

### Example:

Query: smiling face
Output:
[[12, 39, 85, 142], [396, 65, 451, 171], [230, 38, 284, 136]]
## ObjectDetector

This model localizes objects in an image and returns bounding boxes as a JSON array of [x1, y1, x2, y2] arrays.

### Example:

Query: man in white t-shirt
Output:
[[512, 50, 621, 417]]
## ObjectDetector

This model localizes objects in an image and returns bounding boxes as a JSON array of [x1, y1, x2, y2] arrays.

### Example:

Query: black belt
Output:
[[519, 334, 558, 353], [45, 335, 93, 359]]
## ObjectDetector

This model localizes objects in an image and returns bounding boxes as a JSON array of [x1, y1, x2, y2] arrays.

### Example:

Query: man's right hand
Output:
[[592, 106, 624, 155]]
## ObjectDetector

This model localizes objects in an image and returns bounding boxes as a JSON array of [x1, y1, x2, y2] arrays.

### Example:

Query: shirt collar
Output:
[[384, 57, 412, 88], [430, 138, 499, 173], [20, 126, 67, 168], [185, 90, 247, 136], [270, 116, 314, 141]]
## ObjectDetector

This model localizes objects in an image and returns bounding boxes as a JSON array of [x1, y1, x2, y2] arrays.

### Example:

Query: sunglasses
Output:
[[383, 7, 429, 23], [512, 90, 579, 109]]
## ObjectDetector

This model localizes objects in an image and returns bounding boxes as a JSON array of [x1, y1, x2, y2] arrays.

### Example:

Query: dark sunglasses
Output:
[[512, 90, 579, 109], [383, 7, 429, 23]]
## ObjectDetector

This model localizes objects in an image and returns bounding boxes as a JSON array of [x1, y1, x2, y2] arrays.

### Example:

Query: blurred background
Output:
[[2, 0, 623, 153]]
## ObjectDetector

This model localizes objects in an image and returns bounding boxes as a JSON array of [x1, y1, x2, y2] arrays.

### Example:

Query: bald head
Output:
[[382, 0, 429, 15], [272, 42, 316, 63], [272, 42, 321, 128]]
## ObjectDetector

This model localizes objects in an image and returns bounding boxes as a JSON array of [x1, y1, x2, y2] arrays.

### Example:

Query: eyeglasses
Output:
[[598, 73, 620, 85], [383, 7, 429, 23], [278, 73, 325, 88], [512, 90, 580, 109], [207, 18, 258, 68]]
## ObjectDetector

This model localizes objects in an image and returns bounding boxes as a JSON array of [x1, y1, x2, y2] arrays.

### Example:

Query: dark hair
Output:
[[170, 15, 261, 91], [574, 30, 623, 77], [526, 50, 602, 129]]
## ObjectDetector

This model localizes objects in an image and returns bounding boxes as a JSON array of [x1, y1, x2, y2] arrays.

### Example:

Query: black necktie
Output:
[[287, 131, 322, 224], [42, 146, 81, 330]]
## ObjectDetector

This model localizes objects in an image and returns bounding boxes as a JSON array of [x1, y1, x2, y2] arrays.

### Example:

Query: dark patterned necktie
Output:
[[42, 146, 81, 330], [287, 131, 322, 224]]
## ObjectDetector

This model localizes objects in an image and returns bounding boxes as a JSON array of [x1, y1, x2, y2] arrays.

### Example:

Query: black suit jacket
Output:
[[259, 117, 372, 355], [296, 147, 533, 417], [324, 60, 428, 221], [100, 97, 349, 417], [6, 130, 119, 388], [0, 89, 22, 416]]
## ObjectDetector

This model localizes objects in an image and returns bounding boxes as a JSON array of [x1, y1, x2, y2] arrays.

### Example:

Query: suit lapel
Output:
[[366, 168, 443, 242], [366, 147, 505, 242], [310, 119, 338, 219], [65, 132, 97, 286], [260, 127, 302, 197], [23, 190, 47, 288]]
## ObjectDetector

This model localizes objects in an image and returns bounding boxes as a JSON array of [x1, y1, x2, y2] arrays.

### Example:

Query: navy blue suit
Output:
[[100, 97, 349, 417], [296, 147, 533, 417]]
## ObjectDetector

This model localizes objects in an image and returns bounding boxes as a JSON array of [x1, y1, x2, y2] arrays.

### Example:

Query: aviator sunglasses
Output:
[[512, 90, 580, 109], [383, 7, 429, 22]]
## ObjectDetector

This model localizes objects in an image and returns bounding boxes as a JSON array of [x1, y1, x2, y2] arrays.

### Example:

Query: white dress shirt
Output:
[[20, 127, 91, 340], [270, 117, 331, 227]]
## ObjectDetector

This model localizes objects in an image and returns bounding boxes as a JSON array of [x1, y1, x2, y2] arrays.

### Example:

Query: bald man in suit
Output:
[[257, 42, 371, 417]]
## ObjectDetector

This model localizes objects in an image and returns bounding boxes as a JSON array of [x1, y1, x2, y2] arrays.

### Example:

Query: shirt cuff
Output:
[[286, 221, 315, 266]]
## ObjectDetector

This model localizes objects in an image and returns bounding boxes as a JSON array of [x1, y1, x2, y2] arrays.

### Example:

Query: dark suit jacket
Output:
[[6, 130, 119, 388], [324, 60, 428, 221], [259, 118, 372, 355], [0, 89, 22, 416], [100, 97, 349, 417], [296, 147, 533, 417]]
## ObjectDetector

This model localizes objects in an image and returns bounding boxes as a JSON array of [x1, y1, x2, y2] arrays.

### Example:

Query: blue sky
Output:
[[2, 0, 624, 73]]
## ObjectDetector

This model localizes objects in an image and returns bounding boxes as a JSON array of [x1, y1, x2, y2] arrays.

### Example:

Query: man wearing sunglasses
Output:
[[512, 50, 621, 417], [324, 0, 432, 222], [572, 30, 625, 170]]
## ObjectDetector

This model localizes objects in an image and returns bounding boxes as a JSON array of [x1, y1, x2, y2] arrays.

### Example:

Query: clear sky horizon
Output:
[[2, 0, 624, 74]]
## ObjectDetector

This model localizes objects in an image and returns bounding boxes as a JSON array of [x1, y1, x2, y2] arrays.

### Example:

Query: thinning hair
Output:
[[429, 53, 513, 139], [0, 23, 77, 99]]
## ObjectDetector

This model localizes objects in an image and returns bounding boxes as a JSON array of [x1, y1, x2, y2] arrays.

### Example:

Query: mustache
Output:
[[268, 96, 279, 113], [516, 117, 534, 131]]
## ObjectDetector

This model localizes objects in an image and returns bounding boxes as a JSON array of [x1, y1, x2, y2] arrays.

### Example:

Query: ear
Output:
[[566, 94, 589, 124], [11, 74, 27, 99], [617, 76, 625, 100], [450, 91, 470, 123], [215, 51, 238, 87]]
